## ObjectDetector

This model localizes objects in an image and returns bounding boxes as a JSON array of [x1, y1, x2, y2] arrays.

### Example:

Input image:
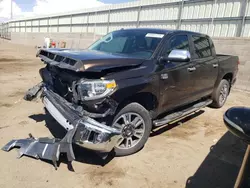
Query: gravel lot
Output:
[[0, 41, 250, 188]]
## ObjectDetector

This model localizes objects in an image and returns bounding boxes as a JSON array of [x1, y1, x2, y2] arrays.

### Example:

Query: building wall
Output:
[[213, 37, 250, 91], [10, 32, 101, 49], [2, 0, 250, 38]]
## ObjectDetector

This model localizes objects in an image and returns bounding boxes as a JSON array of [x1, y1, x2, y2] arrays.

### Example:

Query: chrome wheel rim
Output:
[[219, 84, 229, 105], [113, 113, 145, 150]]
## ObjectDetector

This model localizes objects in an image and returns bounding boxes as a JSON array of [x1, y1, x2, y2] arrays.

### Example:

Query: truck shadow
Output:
[[150, 110, 205, 137], [29, 109, 115, 169], [29, 110, 67, 139], [186, 131, 248, 188]]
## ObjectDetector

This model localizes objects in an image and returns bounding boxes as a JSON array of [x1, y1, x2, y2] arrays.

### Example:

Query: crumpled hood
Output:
[[37, 48, 144, 72]]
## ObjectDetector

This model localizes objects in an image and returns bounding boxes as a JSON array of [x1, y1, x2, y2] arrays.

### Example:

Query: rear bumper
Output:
[[42, 87, 122, 153]]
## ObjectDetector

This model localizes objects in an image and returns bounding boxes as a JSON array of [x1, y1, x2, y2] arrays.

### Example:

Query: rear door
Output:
[[191, 35, 219, 98], [159, 34, 197, 112]]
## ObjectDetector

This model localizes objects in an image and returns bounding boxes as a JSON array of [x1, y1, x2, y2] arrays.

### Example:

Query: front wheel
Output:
[[210, 79, 230, 108], [112, 103, 152, 156]]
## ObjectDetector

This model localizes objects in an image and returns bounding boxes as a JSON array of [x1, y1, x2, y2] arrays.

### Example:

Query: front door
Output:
[[158, 34, 198, 113]]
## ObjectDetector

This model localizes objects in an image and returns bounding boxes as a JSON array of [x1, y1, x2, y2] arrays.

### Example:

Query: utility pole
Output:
[[10, 0, 13, 19]]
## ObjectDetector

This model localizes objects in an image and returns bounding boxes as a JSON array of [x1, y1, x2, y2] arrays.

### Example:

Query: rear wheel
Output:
[[210, 79, 230, 108], [112, 103, 152, 156]]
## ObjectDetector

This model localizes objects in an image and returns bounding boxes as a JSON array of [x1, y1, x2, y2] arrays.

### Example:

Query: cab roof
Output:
[[120, 28, 205, 36]]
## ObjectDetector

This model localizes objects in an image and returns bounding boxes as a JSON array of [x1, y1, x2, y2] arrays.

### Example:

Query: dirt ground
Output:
[[0, 40, 250, 188]]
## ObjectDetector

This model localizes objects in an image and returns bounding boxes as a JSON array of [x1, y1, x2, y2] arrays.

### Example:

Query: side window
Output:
[[165, 35, 190, 56], [208, 37, 216, 55], [192, 36, 212, 58]]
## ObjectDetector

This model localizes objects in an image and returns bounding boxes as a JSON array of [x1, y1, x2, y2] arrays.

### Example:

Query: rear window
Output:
[[192, 36, 212, 58]]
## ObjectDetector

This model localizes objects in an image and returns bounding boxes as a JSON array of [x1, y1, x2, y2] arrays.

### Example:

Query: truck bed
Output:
[[216, 54, 239, 85]]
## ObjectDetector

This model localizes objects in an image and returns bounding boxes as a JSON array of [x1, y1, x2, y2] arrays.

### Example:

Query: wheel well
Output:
[[223, 73, 233, 83], [116, 92, 158, 114]]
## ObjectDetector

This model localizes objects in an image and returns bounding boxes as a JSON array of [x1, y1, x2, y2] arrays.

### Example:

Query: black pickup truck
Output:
[[4, 29, 239, 161]]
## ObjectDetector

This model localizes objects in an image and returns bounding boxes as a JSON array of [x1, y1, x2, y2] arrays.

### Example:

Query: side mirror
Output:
[[160, 49, 191, 63], [224, 107, 250, 143], [224, 107, 250, 188]]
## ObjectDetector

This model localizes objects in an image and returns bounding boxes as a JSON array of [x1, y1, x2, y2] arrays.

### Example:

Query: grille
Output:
[[39, 50, 77, 66], [63, 57, 77, 66]]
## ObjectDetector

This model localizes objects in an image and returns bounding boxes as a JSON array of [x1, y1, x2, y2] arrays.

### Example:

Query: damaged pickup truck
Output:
[[3, 28, 239, 166]]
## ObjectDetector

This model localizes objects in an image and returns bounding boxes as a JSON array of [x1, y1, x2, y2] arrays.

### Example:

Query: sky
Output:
[[0, 0, 136, 21]]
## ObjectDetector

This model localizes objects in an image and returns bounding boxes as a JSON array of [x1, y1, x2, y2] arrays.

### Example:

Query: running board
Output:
[[153, 99, 213, 127]]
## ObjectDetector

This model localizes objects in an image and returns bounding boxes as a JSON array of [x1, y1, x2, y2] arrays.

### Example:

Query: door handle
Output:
[[187, 67, 196, 72], [213, 63, 218, 68]]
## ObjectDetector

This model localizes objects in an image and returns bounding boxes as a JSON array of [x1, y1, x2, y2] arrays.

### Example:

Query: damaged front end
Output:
[[2, 83, 122, 169]]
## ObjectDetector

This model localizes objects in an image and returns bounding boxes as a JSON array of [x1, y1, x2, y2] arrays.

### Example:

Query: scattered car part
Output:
[[2, 126, 77, 170]]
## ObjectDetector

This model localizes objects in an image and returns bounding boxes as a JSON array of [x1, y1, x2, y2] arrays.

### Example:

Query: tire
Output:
[[112, 102, 152, 156], [210, 79, 230, 108]]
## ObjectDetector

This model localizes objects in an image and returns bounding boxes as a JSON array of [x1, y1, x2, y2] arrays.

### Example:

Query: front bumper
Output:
[[2, 84, 122, 169], [42, 87, 122, 153]]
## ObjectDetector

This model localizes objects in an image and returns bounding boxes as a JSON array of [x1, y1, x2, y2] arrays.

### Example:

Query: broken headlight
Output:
[[77, 79, 117, 101]]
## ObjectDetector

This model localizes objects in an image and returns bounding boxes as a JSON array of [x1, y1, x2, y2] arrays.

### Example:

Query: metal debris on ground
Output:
[[2, 125, 77, 170]]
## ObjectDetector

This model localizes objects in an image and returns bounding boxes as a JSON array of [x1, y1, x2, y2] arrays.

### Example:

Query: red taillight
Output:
[[237, 60, 240, 65]]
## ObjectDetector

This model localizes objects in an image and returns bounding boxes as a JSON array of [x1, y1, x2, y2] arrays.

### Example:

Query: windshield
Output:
[[88, 30, 165, 59]]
